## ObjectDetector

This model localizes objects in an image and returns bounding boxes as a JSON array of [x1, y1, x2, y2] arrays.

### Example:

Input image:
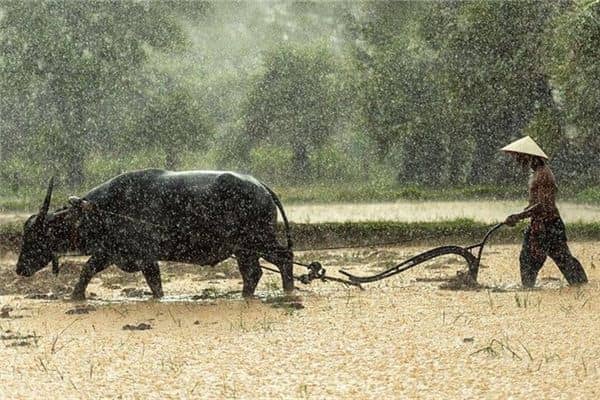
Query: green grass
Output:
[[0, 220, 23, 251], [2, 182, 599, 212], [284, 219, 600, 250], [288, 219, 500, 249], [274, 183, 528, 203], [0, 190, 72, 212], [3, 218, 600, 253], [576, 186, 600, 204], [276, 183, 600, 204]]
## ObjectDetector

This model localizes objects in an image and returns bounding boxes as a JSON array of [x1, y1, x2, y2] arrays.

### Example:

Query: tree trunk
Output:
[[67, 151, 85, 188], [165, 151, 179, 171], [292, 145, 310, 181], [468, 127, 499, 184], [56, 90, 86, 188], [10, 172, 21, 193], [375, 135, 389, 164]]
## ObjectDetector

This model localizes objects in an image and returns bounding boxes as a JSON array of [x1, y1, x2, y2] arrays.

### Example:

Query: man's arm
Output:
[[504, 203, 542, 226]]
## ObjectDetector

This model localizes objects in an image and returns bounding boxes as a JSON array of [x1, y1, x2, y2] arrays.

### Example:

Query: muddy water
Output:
[[3, 200, 600, 226], [1, 242, 600, 398]]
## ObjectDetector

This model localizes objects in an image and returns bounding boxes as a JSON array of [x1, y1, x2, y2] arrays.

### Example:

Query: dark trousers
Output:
[[520, 218, 588, 287]]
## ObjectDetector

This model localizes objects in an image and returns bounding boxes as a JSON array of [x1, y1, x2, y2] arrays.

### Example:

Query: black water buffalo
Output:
[[16, 169, 294, 300]]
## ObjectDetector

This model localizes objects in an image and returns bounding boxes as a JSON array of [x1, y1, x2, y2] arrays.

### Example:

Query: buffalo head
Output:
[[16, 178, 59, 277]]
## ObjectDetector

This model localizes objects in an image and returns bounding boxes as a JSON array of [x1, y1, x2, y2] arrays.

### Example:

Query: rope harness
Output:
[[57, 198, 503, 290], [59, 199, 363, 289]]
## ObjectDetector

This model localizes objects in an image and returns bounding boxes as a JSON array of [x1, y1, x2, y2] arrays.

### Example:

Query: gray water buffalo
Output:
[[16, 169, 294, 300]]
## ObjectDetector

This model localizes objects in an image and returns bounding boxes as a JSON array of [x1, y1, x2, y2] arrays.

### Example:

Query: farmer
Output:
[[501, 136, 587, 287]]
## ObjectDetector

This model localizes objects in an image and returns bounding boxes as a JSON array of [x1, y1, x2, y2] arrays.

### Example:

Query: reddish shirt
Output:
[[528, 164, 560, 223]]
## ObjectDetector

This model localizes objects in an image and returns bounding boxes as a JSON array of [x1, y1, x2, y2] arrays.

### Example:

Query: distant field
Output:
[[285, 200, 600, 223], [3, 201, 600, 227]]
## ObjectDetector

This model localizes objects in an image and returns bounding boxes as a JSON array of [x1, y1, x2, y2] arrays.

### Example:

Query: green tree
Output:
[[423, 1, 563, 184], [347, 2, 471, 185], [131, 79, 214, 170], [243, 44, 341, 179], [549, 0, 600, 183], [0, 0, 188, 186], [348, 1, 426, 162]]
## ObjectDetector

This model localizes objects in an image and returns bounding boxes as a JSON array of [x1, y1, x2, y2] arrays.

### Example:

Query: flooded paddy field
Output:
[[286, 201, 600, 223], [1, 241, 600, 399], [3, 200, 600, 226]]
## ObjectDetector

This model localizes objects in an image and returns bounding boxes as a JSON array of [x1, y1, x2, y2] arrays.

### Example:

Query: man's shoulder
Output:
[[536, 164, 557, 186]]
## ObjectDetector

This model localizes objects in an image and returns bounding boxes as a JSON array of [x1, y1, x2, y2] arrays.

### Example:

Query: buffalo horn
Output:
[[52, 255, 60, 275], [36, 177, 54, 227]]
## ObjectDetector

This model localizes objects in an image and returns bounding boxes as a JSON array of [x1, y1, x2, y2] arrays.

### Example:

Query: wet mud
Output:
[[1, 242, 599, 398]]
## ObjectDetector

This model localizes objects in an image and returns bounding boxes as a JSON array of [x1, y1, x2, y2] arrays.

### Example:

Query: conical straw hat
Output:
[[500, 136, 548, 159]]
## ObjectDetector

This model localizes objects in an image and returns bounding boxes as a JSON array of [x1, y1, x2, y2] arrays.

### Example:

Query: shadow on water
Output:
[[431, 273, 566, 292]]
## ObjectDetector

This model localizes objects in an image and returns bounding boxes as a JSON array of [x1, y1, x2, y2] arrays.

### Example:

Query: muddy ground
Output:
[[1, 241, 600, 398]]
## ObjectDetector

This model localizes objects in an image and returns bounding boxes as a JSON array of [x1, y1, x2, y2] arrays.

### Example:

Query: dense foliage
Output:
[[243, 45, 342, 179], [0, 0, 598, 193]]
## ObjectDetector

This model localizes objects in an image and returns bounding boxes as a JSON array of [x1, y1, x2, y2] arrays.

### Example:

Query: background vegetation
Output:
[[1, 1, 599, 208]]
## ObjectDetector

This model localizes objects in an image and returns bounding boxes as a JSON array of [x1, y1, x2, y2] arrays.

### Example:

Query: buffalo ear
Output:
[[68, 196, 83, 207], [68, 196, 95, 211]]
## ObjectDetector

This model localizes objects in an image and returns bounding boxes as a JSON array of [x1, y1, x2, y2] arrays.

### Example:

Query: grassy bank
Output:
[[2, 183, 600, 212], [276, 184, 525, 203], [277, 184, 600, 204], [3, 219, 600, 253], [286, 220, 600, 250]]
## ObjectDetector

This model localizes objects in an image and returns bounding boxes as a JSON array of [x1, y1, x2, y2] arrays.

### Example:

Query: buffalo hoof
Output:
[[70, 291, 86, 301], [283, 286, 296, 296], [282, 279, 295, 293], [279, 293, 302, 303]]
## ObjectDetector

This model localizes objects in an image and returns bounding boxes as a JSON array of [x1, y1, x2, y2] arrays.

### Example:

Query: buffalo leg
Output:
[[72, 255, 110, 300], [235, 252, 263, 297], [141, 261, 164, 298], [261, 246, 294, 293]]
